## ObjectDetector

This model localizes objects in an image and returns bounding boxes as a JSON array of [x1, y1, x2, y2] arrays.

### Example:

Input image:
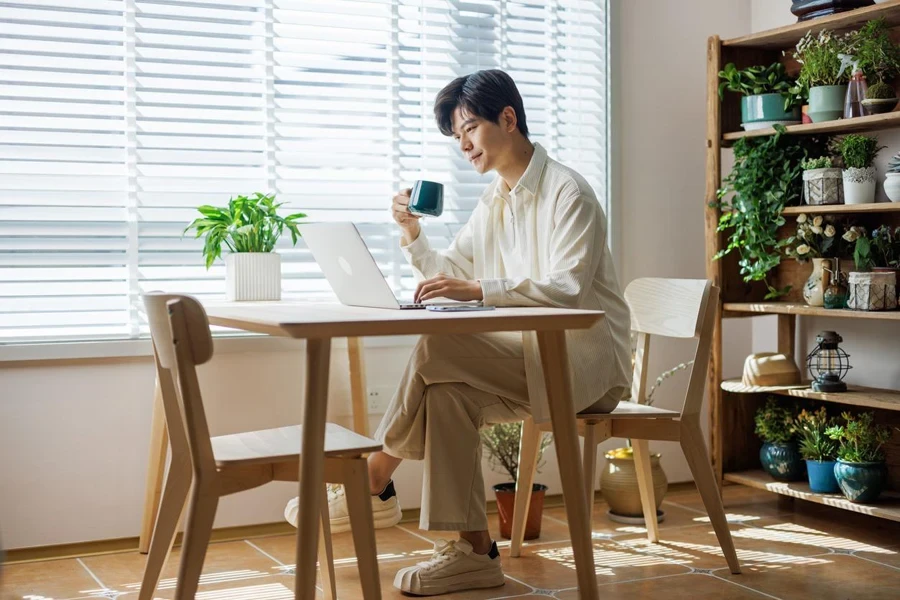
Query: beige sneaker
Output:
[[393, 539, 505, 596], [284, 480, 402, 534]]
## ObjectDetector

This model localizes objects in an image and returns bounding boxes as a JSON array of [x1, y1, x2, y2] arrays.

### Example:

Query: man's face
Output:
[[450, 107, 511, 175]]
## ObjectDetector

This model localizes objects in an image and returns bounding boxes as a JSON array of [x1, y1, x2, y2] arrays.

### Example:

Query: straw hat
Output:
[[723, 352, 805, 393]]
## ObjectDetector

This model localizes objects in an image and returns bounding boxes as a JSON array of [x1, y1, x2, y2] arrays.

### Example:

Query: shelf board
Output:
[[723, 302, 900, 320], [723, 1, 900, 49], [722, 111, 900, 146], [782, 203, 900, 215], [721, 379, 900, 412], [724, 470, 900, 522]]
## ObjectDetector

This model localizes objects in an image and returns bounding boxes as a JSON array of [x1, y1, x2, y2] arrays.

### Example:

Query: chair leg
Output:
[[510, 418, 541, 558], [318, 484, 337, 600], [582, 422, 598, 522], [342, 457, 382, 600], [681, 422, 741, 574], [173, 483, 219, 600], [631, 439, 659, 543], [138, 458, 191, 600]]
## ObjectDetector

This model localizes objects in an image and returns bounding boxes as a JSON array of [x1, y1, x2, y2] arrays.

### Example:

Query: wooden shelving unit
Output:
[[705, 5, 900, 522]]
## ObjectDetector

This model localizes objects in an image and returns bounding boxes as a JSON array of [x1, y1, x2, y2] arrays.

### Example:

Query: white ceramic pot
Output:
[[802, 258, 830, 307], [226, 252, 282, 301], [843, 167, 876, 205], [885, 173, 900, 202]]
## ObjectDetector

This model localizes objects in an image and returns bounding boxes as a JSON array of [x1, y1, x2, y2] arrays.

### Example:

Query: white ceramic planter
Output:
[[885, 172, 900, 202], [843, 167, 876, 205], [226, 252, 282, 301]]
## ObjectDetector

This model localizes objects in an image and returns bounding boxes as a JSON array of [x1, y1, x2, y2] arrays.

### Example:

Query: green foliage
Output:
[[826, 411, 893, 463], [850, 18, 900, 84], [795, 406, 839, 461], [784, 213, 838, 262], [865, 81, 896, 100], [480, 423, 553, 483], [718, 62, 802, 111], [801, 156, 834, 170], [754, 397, 798, 445], [788, 29, 854, 97], [184, 193, 307, 269], [834, 134, 884, 169], [711, 126, 829, 298]]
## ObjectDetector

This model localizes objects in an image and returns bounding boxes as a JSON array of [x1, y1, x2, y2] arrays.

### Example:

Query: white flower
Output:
[[843, 229, 859, 242], [813, 216, 824, 227], [825, 225, 836, 238], [796, 244, 811, 255], [797, 213, 808, 224], [811, 225, 823, 235]]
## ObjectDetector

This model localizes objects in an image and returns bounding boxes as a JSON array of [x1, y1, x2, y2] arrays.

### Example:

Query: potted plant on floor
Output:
[[718, 62, 802, 130], [785, 213, 839, 307], [184, 192, 306, 301], [788, 29, 854, 122], [795, 406, 840, 493], [481, 422, 552, 540], [835, 134, 884, 204], [755, 396, 804, 481], [826, 411, 893, 503]]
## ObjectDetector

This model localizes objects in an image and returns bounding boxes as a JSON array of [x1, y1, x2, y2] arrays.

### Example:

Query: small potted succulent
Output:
[[862, 81, 899, 115], [718, 62, 802, 130], [852, 18, 900, 115], [834, 134, 885, 204], [788, 29, 854, 122], [826, 411, 893, 503], [184, 192, 306, 301], [801, 156, 844, 205], [754, 396, 804, 481], [795, 407, 840, 493], [884, 151, 900, 201]]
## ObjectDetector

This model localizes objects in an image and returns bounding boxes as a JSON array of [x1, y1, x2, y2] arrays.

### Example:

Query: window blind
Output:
[[0, 0, 608, 343]]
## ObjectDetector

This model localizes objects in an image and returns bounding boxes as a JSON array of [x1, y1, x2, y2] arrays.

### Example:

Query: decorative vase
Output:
[[808, 85, 848, 122], [600, 448, 668, 522], [225, 252, 282, 301], [803, 258, 830, 307], [885, 172, 900, 202], [806, 459, 840, 493], [803, 167, 844, 205], [759, 441, 805, 481], [843, 167, 877, 205], [493, 482, 547, 540], [833, 460, 887, 503]]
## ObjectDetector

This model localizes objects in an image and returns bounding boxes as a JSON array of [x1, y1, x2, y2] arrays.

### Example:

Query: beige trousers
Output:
[[374, 332, 533, 531]]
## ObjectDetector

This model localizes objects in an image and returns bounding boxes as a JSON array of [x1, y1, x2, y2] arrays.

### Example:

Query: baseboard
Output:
[[4, 483, 698, 564]]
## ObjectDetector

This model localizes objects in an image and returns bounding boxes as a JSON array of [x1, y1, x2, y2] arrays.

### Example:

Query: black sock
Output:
[[375, 480, 396, 501]]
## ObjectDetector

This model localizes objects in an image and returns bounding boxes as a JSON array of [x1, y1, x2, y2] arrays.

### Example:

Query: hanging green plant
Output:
[[711, 126, 829, 299]]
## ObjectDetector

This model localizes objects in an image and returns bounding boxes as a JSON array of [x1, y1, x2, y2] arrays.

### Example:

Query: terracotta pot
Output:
[[493, 483, 547, 540]]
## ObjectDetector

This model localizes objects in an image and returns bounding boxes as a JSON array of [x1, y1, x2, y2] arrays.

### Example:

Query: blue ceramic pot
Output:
[[805, 459, 840, 493], [833, 460, 887, 503], [760, 442, 805, 481]]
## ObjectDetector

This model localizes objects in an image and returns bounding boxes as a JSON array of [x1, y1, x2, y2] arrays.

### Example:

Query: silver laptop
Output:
[[298, 222, 482, 310]]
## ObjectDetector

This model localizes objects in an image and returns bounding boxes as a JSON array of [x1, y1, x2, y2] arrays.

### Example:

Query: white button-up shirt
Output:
[[401, 143, 631, 422]]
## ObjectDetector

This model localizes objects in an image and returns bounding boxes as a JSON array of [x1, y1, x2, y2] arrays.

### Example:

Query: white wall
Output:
[[0, 0, 761, 550]]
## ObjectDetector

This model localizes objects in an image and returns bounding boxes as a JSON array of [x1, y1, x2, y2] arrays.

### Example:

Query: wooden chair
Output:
[[139, 292, 384, 599], [509, 278, 741, 574]]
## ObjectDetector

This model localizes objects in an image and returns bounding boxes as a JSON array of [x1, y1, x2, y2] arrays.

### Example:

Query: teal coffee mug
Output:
[[408, 180, 444, 217]]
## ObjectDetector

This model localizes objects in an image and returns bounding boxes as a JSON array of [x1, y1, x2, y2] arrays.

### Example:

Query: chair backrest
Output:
[[623, 278, 718, 420], [143, 292, 217, 475]]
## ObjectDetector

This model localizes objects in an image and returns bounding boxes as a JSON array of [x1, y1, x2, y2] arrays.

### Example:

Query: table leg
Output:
[[348, 337, 368, 436], [295, 337, 332, 600], [139, 377, 168, 554], [536, 330, 598, 599]]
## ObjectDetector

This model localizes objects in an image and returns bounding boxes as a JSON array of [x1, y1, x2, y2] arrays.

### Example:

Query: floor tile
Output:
[[1, 558, 108, 599], [555, 572, 772, 599]]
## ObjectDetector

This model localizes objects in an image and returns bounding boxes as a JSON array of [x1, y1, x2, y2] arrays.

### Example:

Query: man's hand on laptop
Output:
[[415, 274, 484, 303]]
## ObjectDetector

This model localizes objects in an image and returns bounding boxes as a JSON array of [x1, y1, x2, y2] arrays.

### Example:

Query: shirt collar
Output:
[[481, 142, 548, 205]]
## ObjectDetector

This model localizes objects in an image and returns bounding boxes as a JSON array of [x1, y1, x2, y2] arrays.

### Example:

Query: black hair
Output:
[[433, 69, 528, 138]]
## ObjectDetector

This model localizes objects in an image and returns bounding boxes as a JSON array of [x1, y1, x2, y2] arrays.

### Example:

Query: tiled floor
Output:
[[3, 485, 900, 599]]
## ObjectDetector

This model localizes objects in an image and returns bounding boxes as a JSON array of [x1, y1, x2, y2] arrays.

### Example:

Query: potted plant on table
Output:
[[754, 396, 804, 481], [826, 411, 893, 503], [788, 29, 854, 122], [481, 422, 553, 539], [184, 192, 306, 301], [718, 62, 802, 130], [795, 406, 840, 493], [834, 134, 885, 204]]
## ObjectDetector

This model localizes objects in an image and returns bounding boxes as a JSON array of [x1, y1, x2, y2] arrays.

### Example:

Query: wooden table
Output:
[[154, 302, 605, 599]]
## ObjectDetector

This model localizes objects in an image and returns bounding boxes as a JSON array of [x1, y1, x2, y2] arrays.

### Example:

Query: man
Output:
[[286, 69, 631, 595]]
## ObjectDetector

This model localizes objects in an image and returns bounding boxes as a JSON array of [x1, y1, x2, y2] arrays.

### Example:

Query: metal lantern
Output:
[[806, 331, 852, 393]]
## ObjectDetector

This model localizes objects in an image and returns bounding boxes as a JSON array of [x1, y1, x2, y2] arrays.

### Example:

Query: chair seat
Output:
[[212, 423, 382, 466], [578, 401, 679, 420]]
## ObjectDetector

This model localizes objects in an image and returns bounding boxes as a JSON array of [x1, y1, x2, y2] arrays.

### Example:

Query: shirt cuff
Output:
[[479, 278, 508, 306], [400, 230, 431, 259]]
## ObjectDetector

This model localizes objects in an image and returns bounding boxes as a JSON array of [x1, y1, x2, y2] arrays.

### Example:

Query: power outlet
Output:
[[367, 386, 395, 413]]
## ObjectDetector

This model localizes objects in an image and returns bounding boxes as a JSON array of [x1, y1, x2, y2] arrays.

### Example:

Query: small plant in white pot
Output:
[[835, 134, 884, 205], [184, 192, 306, 301], [885, 151, 900, 202]]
